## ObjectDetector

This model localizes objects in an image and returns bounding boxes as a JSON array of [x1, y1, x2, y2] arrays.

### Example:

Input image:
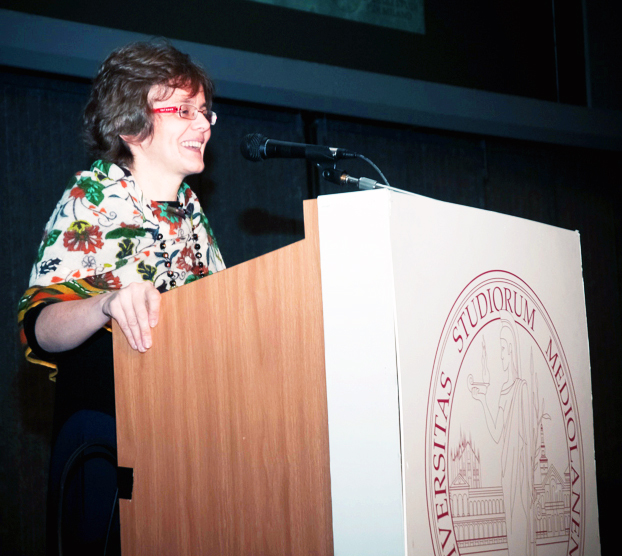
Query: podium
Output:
[[114, 190, 601, 556]]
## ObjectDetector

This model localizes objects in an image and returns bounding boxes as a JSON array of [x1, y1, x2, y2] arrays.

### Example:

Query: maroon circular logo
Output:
[[425, 271, 585, 556]]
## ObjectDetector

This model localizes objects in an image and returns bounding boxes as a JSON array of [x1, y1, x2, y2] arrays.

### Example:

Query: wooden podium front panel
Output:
[[113, 201, 333, 556]]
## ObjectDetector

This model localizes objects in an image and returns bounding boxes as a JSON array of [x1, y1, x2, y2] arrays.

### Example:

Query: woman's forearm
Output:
[[35, 295, 112, 353], [34, 283, 161, 353]]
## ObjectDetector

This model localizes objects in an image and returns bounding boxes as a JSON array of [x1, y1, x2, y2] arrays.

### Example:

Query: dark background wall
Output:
[[0, 0, 567, 101], [1, 2, 621, 554], [2, 0, 611, 108]]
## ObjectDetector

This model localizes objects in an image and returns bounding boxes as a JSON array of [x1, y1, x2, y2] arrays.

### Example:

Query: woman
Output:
[[18, 41, 225, 555]]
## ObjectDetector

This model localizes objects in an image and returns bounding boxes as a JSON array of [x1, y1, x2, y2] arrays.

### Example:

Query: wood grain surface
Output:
[[113, 200, 333, 555]]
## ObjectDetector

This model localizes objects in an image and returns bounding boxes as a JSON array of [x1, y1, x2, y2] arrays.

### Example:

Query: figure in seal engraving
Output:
[[470, 312, 536, 556]]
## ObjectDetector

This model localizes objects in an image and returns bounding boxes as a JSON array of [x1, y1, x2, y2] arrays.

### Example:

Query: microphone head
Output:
[[240, 133, 267, 162]]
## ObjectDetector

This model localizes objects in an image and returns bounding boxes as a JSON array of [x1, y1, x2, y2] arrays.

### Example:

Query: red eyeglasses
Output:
[[152, 104, 217, 125]]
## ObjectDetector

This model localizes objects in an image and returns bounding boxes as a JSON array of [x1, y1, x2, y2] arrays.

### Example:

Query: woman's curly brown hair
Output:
[[83, 40, 214, 167]]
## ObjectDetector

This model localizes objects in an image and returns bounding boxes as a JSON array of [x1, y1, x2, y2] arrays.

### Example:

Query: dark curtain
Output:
[[1, 71, 91, 556]]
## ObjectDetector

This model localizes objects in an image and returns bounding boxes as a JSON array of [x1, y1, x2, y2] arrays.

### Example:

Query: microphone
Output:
[[240, 133, 357, 163]]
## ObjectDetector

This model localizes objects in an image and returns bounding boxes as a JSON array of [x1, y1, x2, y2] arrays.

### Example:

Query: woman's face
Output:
[[132, 86, 211, 181]]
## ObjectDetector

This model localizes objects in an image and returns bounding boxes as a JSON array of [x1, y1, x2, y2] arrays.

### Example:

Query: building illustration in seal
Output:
[[449, 425, 571, 555]]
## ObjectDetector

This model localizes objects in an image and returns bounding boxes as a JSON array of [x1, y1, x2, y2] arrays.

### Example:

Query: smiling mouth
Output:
[[181, 141, 202, 150]]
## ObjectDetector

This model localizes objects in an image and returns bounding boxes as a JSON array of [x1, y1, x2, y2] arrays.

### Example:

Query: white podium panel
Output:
[[318, 192, 405, 556], [318, 190, 599, 556]]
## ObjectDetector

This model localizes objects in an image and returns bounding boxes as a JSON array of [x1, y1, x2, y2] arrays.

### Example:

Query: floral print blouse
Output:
[[18, 160, 225, 375]]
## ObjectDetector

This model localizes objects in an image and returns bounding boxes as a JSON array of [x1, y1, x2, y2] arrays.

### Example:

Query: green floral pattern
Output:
[[29, 160, 225, 292]]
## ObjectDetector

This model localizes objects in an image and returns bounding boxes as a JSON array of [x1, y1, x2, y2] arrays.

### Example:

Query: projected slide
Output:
[[247, 0, 425, 34]]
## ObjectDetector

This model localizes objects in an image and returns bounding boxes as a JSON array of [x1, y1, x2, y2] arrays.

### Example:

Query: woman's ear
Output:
[[121, 132, 151, 151], [120, 134, 137, 145], [120, 135, 144, 160]]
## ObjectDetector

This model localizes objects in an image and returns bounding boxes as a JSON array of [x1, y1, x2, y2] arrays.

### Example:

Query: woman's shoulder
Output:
[[84, 160, 128, 181], [65, 160, 136, 200], [28, 162, 147, 285], [49, 161, 143, 223]]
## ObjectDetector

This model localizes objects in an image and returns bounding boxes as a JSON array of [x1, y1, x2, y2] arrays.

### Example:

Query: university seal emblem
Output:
[[425, 271, 585, 556]]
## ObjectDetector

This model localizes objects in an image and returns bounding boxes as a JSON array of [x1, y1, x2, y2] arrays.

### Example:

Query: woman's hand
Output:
[[101, 283, 161, 352], [35, 283, 161, 354]]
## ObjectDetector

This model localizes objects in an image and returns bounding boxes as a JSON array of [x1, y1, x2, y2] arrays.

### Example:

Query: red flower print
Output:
[[151, 202, 183, 235], [176, 245, 195, 271], [84, 272, 123, 290], [63, 220, 104, 254], [70, 187, 86, 199]]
